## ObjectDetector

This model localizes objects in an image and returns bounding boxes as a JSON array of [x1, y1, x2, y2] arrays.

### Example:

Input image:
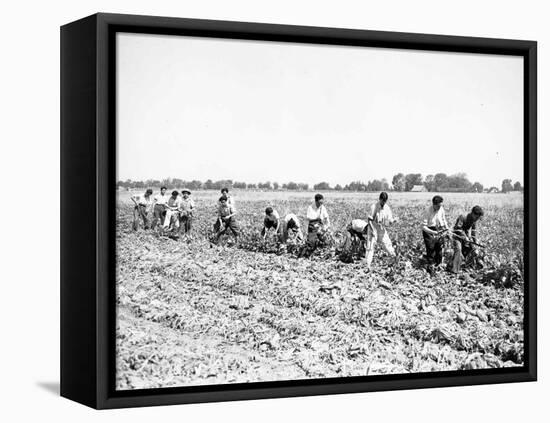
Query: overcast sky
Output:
[[116, 32, 523, 188]]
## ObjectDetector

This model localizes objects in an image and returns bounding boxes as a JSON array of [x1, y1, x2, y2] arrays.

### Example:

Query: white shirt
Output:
[[306, 204, 330, 227], [154, 193, 169, 206], [351, 219, 368, 232], [422, 206, 449, 230], [132, 194, 152, 207], [368, 202, 394, 226]]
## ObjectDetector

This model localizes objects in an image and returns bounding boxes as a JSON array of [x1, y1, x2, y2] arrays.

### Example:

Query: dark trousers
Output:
[[298, 222, 327, 257], [179, 213, 193, 234], [347, 223, 366, 241], [307, 222, 320, 246], [345, 224, 366, 257], [151, 204, 166, 229], [309, 220, 328, 238], [306, 221, 331, 248], [423, 227, 444, 265], [452, 239, 473, 273], [215, 217, 239, 238], [133, 205, 149, 230]]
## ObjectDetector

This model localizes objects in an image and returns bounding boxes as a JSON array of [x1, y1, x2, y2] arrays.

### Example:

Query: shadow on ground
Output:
[[36, 381, 59, 396]]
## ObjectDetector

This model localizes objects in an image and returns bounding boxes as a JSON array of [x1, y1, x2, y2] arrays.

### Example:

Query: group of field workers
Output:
[[130, 187, 484, 275], [343, 192, 484, 275], [131, 187, 196, 234]]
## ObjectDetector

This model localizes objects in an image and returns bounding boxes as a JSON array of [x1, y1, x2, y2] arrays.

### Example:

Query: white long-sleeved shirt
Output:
[[368, 202, 395, 227], [306, 204, 330, 227], [421, 206, 449, 231]]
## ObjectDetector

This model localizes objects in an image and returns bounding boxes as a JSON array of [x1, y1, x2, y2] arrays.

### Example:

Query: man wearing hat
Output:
[[178, 189, 195, 234]]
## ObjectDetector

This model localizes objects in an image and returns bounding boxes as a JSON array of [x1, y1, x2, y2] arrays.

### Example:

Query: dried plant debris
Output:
[[116, 193, 524, 390]]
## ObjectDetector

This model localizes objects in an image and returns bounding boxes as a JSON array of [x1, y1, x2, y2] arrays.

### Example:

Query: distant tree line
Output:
[[116, 178, 311, 191], [390, 172, 523, 193], [117, 175, 523, 193], [313, 179, 391, 192]]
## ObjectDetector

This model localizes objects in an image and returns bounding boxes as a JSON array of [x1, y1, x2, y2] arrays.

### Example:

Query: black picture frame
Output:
[[60, 12, 537, 409]]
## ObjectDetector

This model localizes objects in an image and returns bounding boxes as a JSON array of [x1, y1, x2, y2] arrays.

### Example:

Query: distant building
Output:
[[410, 185, 427, 192], [487, 187, 499, 193]]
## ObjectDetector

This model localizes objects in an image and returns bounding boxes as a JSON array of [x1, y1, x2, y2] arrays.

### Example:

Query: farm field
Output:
[[115, 190, 524, 390]]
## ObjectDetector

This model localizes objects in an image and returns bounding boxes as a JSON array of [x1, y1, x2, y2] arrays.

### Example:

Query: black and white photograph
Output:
[[114, 31, 526, 391], [3, 0, 549, 417]]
